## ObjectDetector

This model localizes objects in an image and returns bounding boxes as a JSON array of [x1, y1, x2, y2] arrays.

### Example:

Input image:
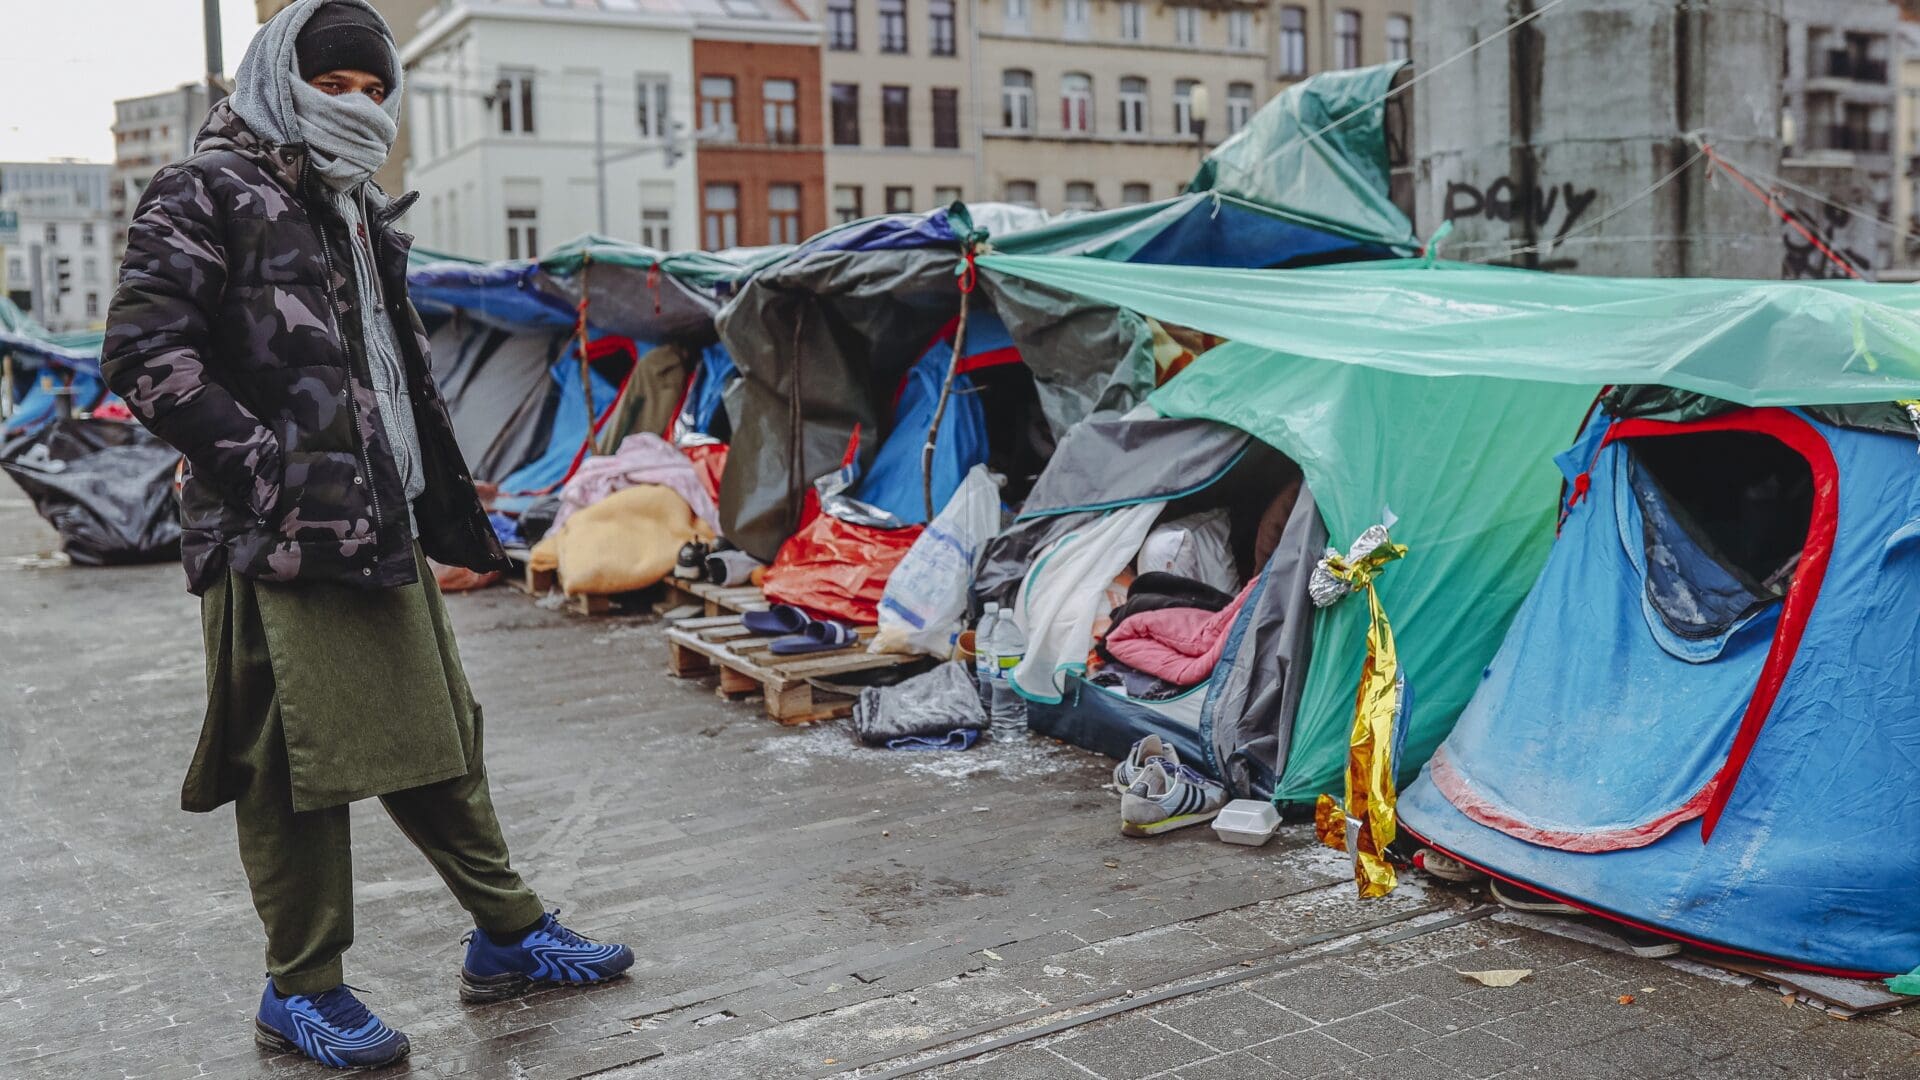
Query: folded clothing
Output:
[[1102, 575, 1258, 688], [852, 662, 989, 746], [1089, 658, 1187, 702], [886, 729, 982, 752]]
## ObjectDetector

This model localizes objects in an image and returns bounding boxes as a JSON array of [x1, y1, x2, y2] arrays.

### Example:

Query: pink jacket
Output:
[[1103, 577, 1257, 687]]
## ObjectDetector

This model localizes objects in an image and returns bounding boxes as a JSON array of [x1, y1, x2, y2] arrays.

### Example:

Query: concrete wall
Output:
[[1414, 0, 1783, 278]]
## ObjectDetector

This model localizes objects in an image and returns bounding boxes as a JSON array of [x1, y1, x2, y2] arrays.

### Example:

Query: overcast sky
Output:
[[2, 1, 268, 163]]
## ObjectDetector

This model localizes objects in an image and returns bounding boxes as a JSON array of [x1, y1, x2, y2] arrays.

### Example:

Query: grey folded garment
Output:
[[852, 662, 989, 746], [705, 548, 765, 586]]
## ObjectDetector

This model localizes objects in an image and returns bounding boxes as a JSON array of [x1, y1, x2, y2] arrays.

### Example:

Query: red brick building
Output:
[[693, 26, 828, 251]]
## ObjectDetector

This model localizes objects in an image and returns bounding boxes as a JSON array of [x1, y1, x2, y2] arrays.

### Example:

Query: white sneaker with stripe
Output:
[[1120, 759, 1228, 837]]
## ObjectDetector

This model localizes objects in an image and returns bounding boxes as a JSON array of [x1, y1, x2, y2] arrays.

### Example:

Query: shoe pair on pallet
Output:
[[254, 910, 634, 1069], [675, 538, 763, 586], [1113, 735, 1229, 837]]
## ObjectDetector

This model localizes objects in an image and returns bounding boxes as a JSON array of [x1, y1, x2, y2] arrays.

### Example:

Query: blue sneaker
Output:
[[459, 910, 635, 1003], [254, 980, 409, 1069]]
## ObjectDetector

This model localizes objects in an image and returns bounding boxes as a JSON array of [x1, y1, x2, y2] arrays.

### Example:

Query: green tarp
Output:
[[976, 254, 1920, 802]]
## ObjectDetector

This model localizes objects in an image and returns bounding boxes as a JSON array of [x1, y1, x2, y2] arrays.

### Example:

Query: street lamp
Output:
[[1189, 83, 1211, 163]]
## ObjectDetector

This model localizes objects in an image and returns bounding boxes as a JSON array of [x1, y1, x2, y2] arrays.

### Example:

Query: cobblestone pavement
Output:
[[3, 496, 1917, 1080]]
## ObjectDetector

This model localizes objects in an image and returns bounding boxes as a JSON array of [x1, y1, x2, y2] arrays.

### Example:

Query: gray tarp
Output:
[[714, 249, 1157, 561], [432, 319, 565, 483]]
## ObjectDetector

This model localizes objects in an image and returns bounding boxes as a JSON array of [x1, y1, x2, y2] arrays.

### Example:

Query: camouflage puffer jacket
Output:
[[103, 100, 508, 595]]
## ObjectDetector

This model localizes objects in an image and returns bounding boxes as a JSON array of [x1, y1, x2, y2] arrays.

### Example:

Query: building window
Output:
[[932, 87, 960, 148], [1228, 9, 1252, 50], [1118, 0, 1143, 41], [1004, 0, 1029, 34], [1061, 73, 1093, 134], [80, 223, 95, 247], [44, 224, 58, 246], [1118, 76, 1147, 134], [1386, 14, 1411, 62], [768, 183, 802, 244], [885, 186, 914, 213], [1121, 181, 1150, 204], [83, 256, 97, 281], [1173, 79, 1198, 136], [1063, 181, 1097, 211], [930, 0, 956, 55], [833, 184, 865, 224], [703, 183, 739, 249], [85, 292, 99, 318], [882, 85, 911, 147], [933, 184, 962, 205], [1173, 6, 1198, 45], [764, 78, 799, 145], [1227, 81, 1253, 134], [640, 181, 673, 249], [828, 0, 857, 49], [831, 83, 861, 145], [699, 76, 737, 139], [497, 69, 535, 133], [1003, 179, 1036, 206], [1063, 0, 1090, 39], [1335, 9, 1361, 68], [879, 0, 907, 53], [505, 206, 538, 260], [637, 74, 671, 139], [1279, 6, 1307, 77], [1001, 69, 1034, 131]]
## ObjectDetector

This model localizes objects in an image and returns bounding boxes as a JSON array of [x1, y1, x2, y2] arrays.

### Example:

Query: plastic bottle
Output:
[[986, 608, 1028, 729], [974, 604, 1002, 710]]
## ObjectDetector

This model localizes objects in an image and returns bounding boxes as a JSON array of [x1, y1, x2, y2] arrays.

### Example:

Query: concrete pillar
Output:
[[1414, 0, 1784, 278]]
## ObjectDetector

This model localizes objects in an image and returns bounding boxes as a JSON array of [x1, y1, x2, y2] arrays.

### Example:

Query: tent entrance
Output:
[[1624, 430, 1813, 643]]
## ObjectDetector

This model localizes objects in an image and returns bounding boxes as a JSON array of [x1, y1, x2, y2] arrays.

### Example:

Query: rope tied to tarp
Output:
[[1310, 523, 1411, 900], [646, 263, 663, 316], [921, 237, 986, 520]]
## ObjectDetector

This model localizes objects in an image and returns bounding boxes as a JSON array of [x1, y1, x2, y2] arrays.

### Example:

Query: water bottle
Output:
[[987, 608, 1028, 729], [974, 604, 1002, 710]]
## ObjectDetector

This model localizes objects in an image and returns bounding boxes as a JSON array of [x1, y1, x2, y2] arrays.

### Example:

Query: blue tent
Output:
[[1399, 404, 1920, 978]]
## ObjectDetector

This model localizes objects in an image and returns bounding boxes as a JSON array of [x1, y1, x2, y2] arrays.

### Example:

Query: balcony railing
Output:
[[1824, 49, 1889, 84]]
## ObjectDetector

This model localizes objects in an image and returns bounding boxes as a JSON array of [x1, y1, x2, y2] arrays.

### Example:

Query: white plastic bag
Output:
[[872, 466, 1002, 658]]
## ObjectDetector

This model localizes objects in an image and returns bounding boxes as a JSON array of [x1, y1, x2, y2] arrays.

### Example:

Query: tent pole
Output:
[[576, 257, 596, 452], [922, 272, 974, 522]]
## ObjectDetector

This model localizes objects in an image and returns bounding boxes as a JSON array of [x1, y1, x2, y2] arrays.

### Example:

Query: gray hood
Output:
[[230, 0, 404, 190]]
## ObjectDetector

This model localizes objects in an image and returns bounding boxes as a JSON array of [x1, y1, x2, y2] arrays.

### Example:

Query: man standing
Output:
[[102, 1, 632, 1069]]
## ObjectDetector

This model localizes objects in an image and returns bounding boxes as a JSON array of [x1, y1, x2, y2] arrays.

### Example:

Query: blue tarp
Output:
[[409, 260, 576, 330], [493, 341, 620, 508], [1400, 408, 1920, 977], [680, 342, 737, 436], [3, 371, 107, 437], [850, 328, 993, 523]]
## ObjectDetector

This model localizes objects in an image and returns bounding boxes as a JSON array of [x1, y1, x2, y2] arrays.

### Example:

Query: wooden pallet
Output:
[[657, 579, 770, 618], [664, 614, 913, 723], [501, 546, 657, 615]]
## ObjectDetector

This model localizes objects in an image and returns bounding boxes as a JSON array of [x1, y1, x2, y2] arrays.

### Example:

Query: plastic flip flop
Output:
[[769, 620, 858, 656], [743, 604, 810, 636]]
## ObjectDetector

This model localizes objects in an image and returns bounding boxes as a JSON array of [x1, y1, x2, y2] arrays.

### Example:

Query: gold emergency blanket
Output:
[[1309, 526, 1408, 899]]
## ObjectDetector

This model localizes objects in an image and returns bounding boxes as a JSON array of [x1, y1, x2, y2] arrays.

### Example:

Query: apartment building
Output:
[[970, 0, 1412, 213], [109, 83, 210, 259], [1780, 0, 1899, 276], [0, 163, 114, 333], [821, 0, 974, 221], [693, 28, 830, 249], [1896, 12, 1920, 273], [403, 0, 703, 260]]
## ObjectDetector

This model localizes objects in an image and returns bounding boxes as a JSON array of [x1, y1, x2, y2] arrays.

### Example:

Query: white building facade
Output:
[[402, 0, 702, 261], [0, 162, 114, 333]]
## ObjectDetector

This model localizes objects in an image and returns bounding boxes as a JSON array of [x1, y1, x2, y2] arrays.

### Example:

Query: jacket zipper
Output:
[[309, 173, 386, 534]]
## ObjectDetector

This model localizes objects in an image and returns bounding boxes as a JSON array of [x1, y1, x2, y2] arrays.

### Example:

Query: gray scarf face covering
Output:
[[230, 0, 404, 191]]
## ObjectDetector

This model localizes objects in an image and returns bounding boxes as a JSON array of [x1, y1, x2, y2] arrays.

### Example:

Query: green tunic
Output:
[[185, 544, 476, 813]]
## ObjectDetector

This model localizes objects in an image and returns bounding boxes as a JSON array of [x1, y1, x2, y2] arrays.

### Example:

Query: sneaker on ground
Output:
[[1112, 734, 1181, 793], [1414, 848, 1485, 884], [460, 910, 636, 1003], [1489, 878, 1584, 916], [1120, 759, 1227, 837], [673, 541, 709, 581], [254, 980, 410, 1069]]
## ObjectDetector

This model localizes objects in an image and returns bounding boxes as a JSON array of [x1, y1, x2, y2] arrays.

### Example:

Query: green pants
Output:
[[230, 696, 546, 995], [198, 547, 544, 996]]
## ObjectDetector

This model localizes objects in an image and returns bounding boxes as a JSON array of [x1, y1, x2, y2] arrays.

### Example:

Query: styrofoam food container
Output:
[[1212, 799, 1282, 846]]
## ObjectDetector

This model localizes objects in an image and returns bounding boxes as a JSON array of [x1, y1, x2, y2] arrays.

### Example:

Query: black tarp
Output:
[[2, 418, 181, 564]]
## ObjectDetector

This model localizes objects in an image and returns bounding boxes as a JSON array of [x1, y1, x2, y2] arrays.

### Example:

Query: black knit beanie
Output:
[[296, 3, 395, 88]]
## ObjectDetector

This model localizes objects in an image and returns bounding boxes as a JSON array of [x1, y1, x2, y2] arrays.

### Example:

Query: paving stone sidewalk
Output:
[[2, 497, 1915, 1080]]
